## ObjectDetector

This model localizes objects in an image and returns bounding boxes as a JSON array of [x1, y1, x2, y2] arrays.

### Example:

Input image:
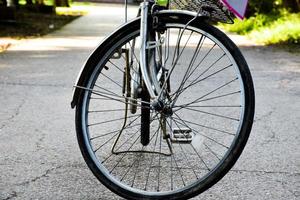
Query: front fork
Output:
[[140, 1, 161, 101], [139, 1, 173, 150]]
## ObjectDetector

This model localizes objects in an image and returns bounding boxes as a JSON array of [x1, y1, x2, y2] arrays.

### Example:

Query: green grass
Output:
[[219, 11, 300, 45], [56, 6, 88, 16]]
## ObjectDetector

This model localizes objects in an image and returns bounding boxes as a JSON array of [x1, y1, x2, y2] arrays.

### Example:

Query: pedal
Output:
[[171, 128, 193, 143]]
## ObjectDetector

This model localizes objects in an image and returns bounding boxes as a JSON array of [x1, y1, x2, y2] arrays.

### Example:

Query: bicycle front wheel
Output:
[[75, 14, 255, 200]]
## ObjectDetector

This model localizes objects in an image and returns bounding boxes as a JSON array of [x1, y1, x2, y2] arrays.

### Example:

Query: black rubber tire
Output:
[[75, 13, 255, 200]]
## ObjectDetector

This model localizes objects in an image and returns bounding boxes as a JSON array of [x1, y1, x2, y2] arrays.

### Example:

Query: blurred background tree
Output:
[[0, 0, 71, 21], [0, 0, 71, 9], [247, 0, 299, 16], [283, 0, 300, 12]]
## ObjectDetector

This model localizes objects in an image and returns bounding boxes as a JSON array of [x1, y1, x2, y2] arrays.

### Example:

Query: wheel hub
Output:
[[152, 100, 173, 117], [162, 105, 173, 117]]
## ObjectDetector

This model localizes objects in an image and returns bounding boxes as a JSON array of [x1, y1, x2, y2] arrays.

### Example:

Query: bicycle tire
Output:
[[75, 13, 255, 200]]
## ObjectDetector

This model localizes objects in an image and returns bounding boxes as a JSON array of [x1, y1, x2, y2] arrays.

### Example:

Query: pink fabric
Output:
[[221, 0, 249, 19]]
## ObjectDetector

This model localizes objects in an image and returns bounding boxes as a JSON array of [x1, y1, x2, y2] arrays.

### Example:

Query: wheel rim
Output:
[[79, 23, 247, 196]]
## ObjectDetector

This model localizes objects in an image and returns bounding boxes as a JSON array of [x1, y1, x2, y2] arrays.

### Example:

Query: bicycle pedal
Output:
[[171, 128, 193, 143]]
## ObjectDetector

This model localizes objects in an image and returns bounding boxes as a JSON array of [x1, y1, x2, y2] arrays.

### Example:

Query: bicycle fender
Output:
[[71, 11, 208, 108]]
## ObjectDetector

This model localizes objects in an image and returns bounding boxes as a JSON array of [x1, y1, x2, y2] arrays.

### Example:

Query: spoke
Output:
[[92, 88, 151, 106], [181, 107, 240, 121], [101, 129, 140, 164], [100, 72, 123, 89], [184, 63, 232, 92], [172, 30, 194, 66], [144, 125, 161, 190], [108, 116, 160, 174], [107, 114, 159, 153], [92, 114, 141, 153], [109, 134, 141, 173], [169, 41, 215, 100], [174, 78, 239, 111], [99, 113, 159, 145], [191, 52, 226, 82], [130, 148, 144, 187], [128, 40, 140, 64], [170, 151, 174, 190], [171, 28, 183, 66], [162, 118, 186, 187], [108, 113, 160, 173], [90, 97, 119, 101], [166, 117, 174, 191], [169, 117, 210, 172], [91, 124, 140, 140], [119, 54, 141, 86], [108, 60, 125, 73], [94, 84, 120, 97], [75, 86, 152, 109], [120, 114, 165, 190], [204, 143, 221, 161], [121, 54, 139, 74], [171, 147, 186, 187], [91, 92, 150, 109], [163, 29, 170, 66], [178, 105, 241, 108], [76, 85, 120, 99], [88, 108, 126, 113], [172, 115, 234, 136], [171, 35, 205, 104], [88, 114, 140, 127], [120, 147, 144, 182], [186, 42, 216, 80], [165, 119, 199, 179], [174, 63, 233, 99], [192, 91, 241, 104], [174, 91, 242, 111], [157, 125, 163, 191], [158, 30, 194, 99], [90, 115, 141, 140], [93, 132, 120, 153]]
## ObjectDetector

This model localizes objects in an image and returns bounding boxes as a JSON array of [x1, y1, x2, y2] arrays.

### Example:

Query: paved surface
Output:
[[0, 3, 299, 200]]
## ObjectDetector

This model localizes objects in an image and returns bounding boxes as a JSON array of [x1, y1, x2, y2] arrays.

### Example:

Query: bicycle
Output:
[[71, 0, 255, 199]]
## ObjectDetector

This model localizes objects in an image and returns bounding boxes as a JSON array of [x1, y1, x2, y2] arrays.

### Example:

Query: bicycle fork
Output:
[[139, 1, 174, 152], [140, 1, 156, 99], [140, 1, 173, 109]]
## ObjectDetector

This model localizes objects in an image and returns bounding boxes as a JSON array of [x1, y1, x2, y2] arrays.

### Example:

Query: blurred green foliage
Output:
[[220, 0, 300, 45], [250, 12, 300, 44], [1, 0, 71, 7]]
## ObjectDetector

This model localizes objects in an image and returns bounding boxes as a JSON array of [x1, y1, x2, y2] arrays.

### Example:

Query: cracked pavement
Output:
[[0, 3, 299, 200]]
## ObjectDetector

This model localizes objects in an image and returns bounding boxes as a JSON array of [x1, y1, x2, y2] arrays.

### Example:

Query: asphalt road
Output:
[[0, 4, 299, 200]]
